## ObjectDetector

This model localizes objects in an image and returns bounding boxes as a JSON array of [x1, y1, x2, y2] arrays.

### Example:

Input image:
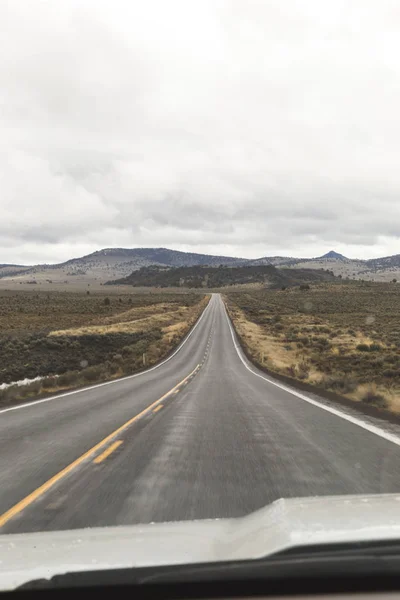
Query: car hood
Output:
[[1, 493, 400, 590]]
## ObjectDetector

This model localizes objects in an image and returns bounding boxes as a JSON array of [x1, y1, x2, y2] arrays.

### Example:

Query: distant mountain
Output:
[[57, 247, 248, 269], [246, 256, 300, 266], [365, 254, 400, 270], [0, 248, 249, 283], [247, 250, 349, 266], [107, 264, 336, 289], [0, 264, 24, 267], [317, 250, 348, 261], [0, 264, 31, 279], [1, 247, 400, 285]]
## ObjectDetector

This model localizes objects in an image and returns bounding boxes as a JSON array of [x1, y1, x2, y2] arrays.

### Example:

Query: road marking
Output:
[[221, 298, 400, 448], [0, 296, 214, 415], [0, 364, 200, 528], [93, 441, 123, 464], [153, 404, 163, 413]]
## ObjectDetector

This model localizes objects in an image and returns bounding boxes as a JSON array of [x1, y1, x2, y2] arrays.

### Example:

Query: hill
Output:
[[317, 250, 348, 260], [106, 264, 336, 289], [0, 247, 249, 287], [246, 256, 300, 266], [1, 246, 400, 289], [365, 254, 400, 270], [0, 265, 32, 278], [59, 247, 247, 269]]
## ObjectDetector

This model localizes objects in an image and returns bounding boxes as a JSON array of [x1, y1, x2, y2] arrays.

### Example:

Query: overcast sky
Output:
[[2, 0, 400, 264]]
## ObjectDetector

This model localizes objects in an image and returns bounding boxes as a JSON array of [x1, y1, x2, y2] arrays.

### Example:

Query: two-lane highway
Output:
[[2, 294, 400, 533]]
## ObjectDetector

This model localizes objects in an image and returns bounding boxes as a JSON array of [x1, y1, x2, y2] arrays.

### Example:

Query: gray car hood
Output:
[[1, 493, 400, 590]]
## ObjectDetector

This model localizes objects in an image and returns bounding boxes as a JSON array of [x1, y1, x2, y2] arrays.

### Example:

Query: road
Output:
[[1, 293, 400, 533]]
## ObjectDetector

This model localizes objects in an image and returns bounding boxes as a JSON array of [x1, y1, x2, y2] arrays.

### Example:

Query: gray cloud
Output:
[[1, 0, 400, 264]]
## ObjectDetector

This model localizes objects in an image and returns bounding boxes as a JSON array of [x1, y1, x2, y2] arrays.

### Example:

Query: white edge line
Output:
[[0, 295, 214, 415], [221, 297, 400, 448]]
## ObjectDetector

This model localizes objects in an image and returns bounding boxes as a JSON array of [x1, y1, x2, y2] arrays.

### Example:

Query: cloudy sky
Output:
[[2, 0, 400, 264]]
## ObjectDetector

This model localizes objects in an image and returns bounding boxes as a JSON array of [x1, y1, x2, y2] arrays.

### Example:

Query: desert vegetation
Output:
[[0, 290, 208, 407], [107, 264, 335, 288], [225, 281, 400, 413]]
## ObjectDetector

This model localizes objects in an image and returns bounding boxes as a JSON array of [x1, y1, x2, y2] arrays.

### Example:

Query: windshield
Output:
[[1, 0, 400, 575]]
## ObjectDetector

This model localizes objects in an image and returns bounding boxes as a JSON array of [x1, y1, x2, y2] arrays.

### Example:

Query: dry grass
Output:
[[0, 291, 209, 408], [49, 297, 208, 343], [232, 314, 296, 370], [50, 309, 183, 336], [0, 290, 204, 335], [227, 305, 324, 382], [102, 302, 181, 324], [163, 321, 188, 343], [225, 282, 400, 413]]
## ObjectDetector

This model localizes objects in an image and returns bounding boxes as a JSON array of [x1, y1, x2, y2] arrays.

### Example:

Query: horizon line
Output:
[[2, 246, 397, 267]]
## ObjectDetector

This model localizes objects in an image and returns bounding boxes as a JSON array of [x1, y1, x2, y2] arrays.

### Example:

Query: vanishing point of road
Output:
[[1, 294, 400, 533]]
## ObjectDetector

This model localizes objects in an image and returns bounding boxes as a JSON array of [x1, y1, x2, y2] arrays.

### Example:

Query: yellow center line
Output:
[[93, 440, 123, 464], [0, 363, 200, 528], [153, 404, 163, 413]]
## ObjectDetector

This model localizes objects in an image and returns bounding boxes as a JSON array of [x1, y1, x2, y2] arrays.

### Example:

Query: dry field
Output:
[[225, 281, 400, 413], [0, 290, 209, 407]]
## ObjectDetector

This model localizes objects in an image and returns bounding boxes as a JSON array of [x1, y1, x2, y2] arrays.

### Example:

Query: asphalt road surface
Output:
[[2, 293, 400, 534]]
